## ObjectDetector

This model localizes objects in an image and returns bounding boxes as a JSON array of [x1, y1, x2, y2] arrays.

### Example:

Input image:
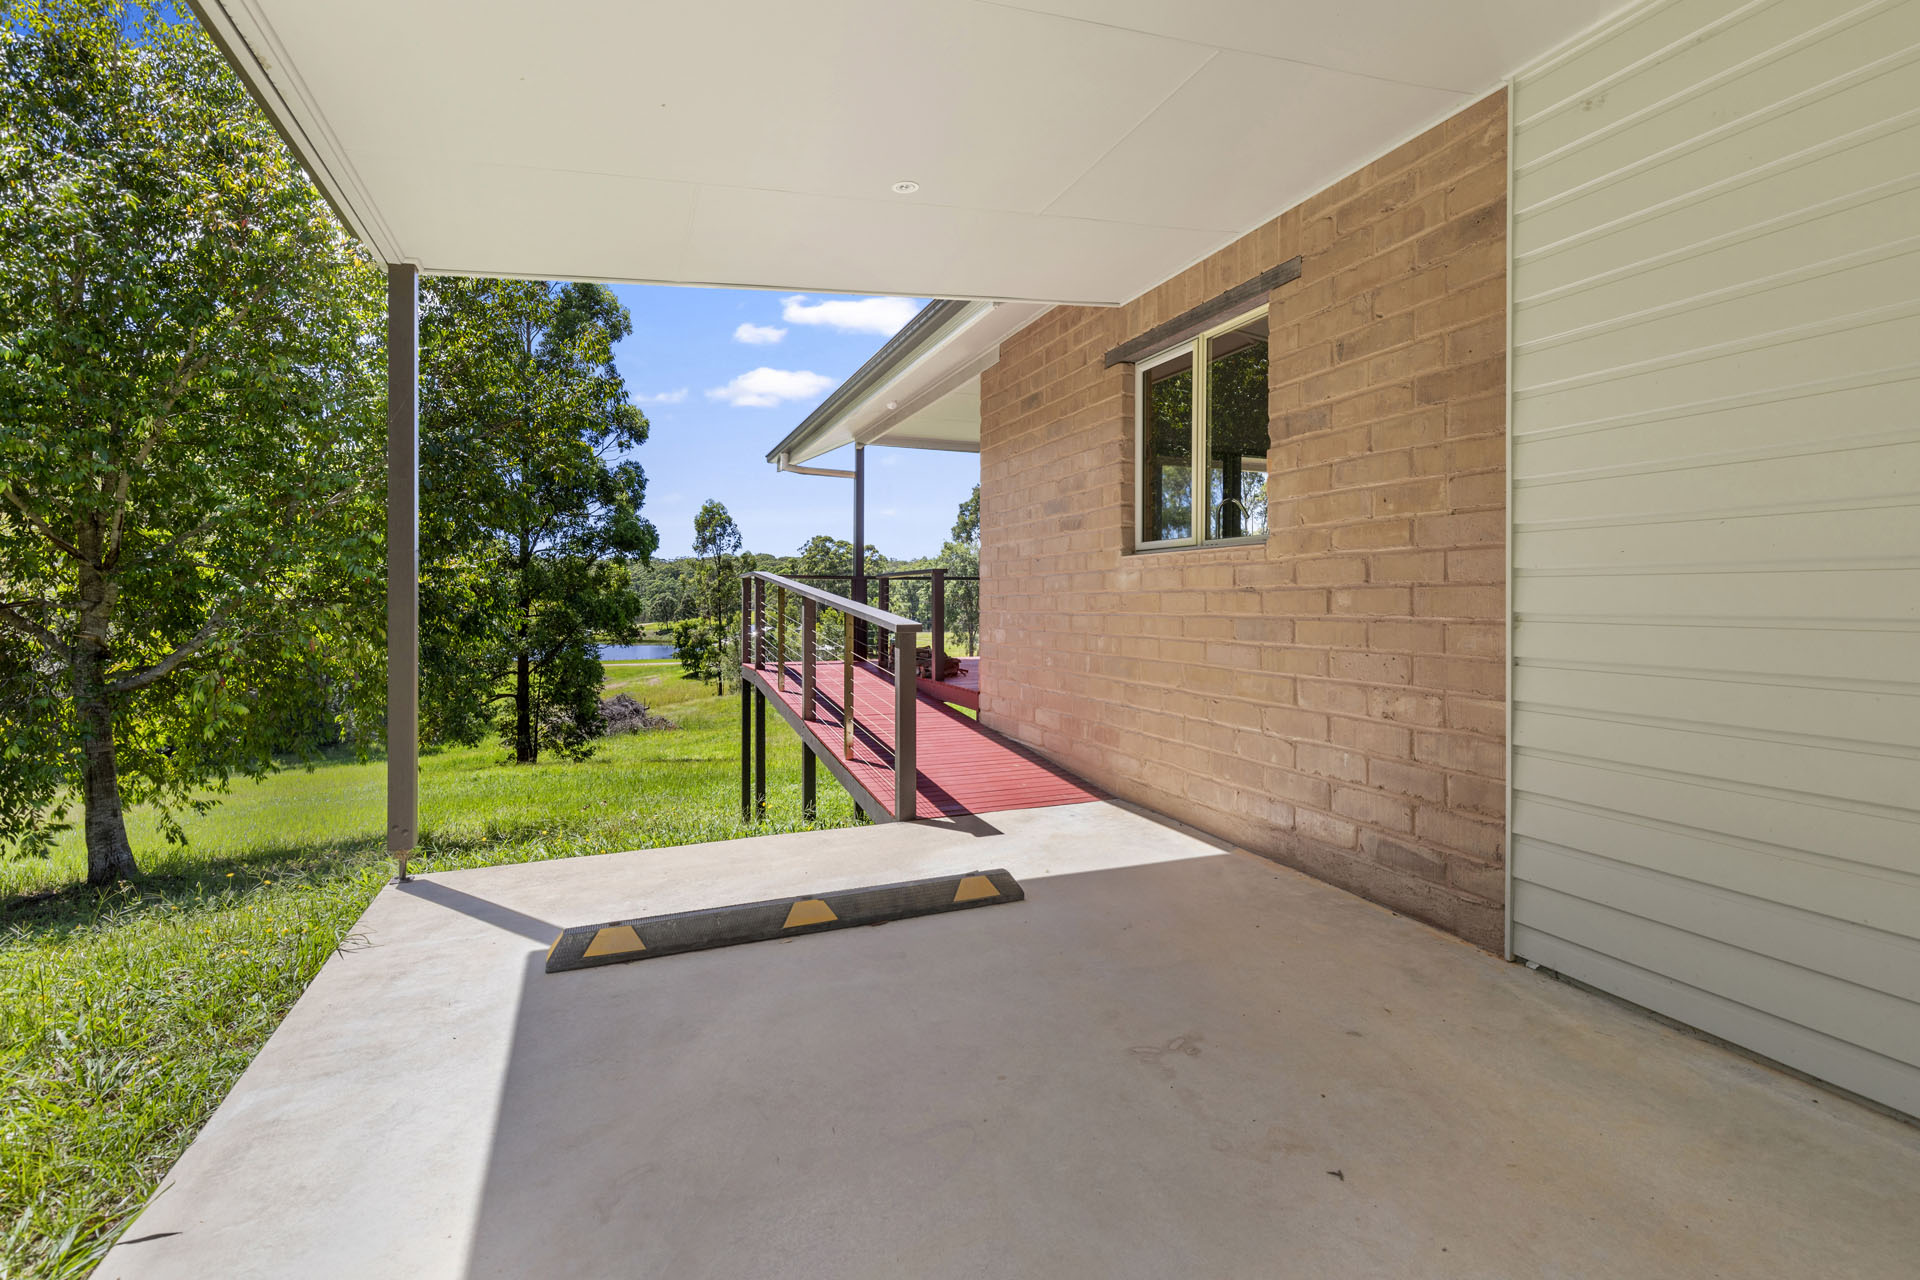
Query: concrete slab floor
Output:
[[96, 801, 1919, 1279]]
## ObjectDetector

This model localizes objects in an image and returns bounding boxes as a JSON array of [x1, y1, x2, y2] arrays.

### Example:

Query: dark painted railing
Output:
[[786, 567, 978, 682], [740, 571, 921, 821]]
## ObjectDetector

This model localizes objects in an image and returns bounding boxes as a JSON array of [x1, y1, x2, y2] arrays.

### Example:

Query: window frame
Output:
[[1132, 303, 1271, 552]]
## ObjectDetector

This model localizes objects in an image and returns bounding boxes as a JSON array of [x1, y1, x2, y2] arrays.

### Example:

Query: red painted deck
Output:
[[920, 656, 979, 710], [746, 660, 1100, 820]]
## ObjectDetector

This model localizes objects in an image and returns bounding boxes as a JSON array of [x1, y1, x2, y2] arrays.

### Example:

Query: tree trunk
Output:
[[79, 692, 138, 885], [514, 650, 535, 763], [74, 556, 139, 885]]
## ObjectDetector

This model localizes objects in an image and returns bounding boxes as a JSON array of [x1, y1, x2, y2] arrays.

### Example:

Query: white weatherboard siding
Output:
[[1509, 0, 1920, 1116]]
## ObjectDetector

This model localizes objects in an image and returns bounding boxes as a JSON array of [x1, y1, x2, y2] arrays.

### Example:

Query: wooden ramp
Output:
[[743, 661, 1099, 820]]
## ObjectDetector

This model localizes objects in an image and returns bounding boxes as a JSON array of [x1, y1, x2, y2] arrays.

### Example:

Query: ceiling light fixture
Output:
[[891, 180, 920, 195]]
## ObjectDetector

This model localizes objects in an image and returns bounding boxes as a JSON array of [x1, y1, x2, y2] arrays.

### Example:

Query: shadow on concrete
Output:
[[397, 879, 559, 944], [452, 841, 1920, 1279]]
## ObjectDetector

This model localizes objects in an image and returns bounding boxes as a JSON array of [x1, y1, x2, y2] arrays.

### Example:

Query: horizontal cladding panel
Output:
[[1513, 438, 1920, 521], [1514, 796, 1920, 939], [1515, 0, 1894, 168], [1513, 619, 1920, 687], [1512, 706, 1920, 814], [1514, 237, 1920, 381], [1512, 507, 1920, 574], [1513, 566, 1920, 621], [1512, 309, 1920, 430], [1515, 179, 1920, 338], [1513, 883, 1920, 1069], [1515, 118, 1920, 297], [1516, 0, 1791, 125], [1515, 38, 1920, 239], [1512, 0, 1920, 1119], [1517, 839, 1920, 1004], [1512, 753, 1920, 877], [1514, 662, 1920, 749], [1512, 371, 1920, 473], [1512, 923, 1920, 1118]]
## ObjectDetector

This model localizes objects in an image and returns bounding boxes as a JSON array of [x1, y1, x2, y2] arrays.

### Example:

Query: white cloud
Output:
[[782, 294, 918, 336], [733, 322, 787, 345], [633, 387, 688, 404], [706, 367, 835, 408]]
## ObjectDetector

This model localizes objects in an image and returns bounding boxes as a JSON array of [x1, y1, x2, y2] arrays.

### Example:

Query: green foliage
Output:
[[417, 278, 658, 763], [0, 1, 386, 881], [629, 556, 699, 624], [690, 498, 743, 627], [0, 662, 857, 1273], [951, 484, 980, 545]]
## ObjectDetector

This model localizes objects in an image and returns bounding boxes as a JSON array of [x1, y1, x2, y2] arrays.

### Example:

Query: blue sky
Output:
[[606, 285, 979, 561]]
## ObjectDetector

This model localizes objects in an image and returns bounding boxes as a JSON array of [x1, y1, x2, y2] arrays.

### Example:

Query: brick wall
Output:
[[978, 90, 1508, 949]]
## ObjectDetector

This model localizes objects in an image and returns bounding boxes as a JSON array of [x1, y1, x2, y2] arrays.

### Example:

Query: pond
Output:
[[599, 643, 678, 661]]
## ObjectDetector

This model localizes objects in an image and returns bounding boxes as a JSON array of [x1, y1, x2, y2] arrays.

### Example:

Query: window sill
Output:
[[1126, 534, 1269, 558]]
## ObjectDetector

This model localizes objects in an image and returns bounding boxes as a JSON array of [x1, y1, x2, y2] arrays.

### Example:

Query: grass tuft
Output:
[[0, 663, 855, 1273]]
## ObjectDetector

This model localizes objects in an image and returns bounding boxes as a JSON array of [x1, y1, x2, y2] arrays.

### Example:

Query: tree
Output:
[[691, 500, 742, 623], [417, 278, 656, 763], [679, 500, 742, 693], [0, 2, 386, 883], [952, 484, 980, 544]]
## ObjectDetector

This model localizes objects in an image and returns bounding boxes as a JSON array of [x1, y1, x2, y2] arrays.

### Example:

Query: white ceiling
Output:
[[199, 0, 1621, 305]]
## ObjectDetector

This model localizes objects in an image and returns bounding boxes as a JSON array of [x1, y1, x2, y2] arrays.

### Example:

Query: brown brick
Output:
[[976, 89, 1508, 953], [1413, 730, 1505, 779], [1360, 830, 1449, 883], [1333, 786, 1416, 833], [1449, 471, 1504, 511], [1369, 759, 1448, 803], [1331, 519, 1413, 550]]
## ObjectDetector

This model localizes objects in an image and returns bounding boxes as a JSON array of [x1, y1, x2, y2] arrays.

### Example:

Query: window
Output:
[[1135, 307, 1269, 549]]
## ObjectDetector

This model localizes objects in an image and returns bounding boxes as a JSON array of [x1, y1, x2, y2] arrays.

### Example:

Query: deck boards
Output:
[[745, 660, 1099, 819]]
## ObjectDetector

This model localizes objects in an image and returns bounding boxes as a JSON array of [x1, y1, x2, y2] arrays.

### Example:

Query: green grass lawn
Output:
[[0, 662, 856, 1277]]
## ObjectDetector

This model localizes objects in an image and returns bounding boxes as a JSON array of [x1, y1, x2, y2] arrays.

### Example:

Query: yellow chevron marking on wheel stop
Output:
[[583, 925, 645, 958], [783, 899, 838, 928], [953, 876, 1000, 904]]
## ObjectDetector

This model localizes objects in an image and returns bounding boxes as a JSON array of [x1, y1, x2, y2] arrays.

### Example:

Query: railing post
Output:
[[775, 585, 787, 692], [800, 598, 816, 720], [877, 579, 891, 671], [751, 576, 764, 670], [842, 613, 854, 760], [929, 568, 946, 684], [739, 577, 751, 668], [893, 624, 918, 820]]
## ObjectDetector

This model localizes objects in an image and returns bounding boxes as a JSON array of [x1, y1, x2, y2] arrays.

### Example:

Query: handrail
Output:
[[768, 568, 969, 695], [741, 569, 920, 821], [747, 570, 919, 631], [784, 570, 978, 582]]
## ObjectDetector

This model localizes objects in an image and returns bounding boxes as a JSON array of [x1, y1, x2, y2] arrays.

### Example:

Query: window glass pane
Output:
[[1206, 314, 1269, 540], [1142, 350, 1194, 542]]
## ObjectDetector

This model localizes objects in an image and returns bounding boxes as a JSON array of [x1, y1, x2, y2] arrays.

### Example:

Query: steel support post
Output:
[[851, 444, 866, 660], [385, 262, 419, 879], [753, 686, 767, 821], [737, 685, 750, 822]]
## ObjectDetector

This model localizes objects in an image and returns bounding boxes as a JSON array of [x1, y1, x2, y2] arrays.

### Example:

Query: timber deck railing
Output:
[[740, 571, 922, 820]]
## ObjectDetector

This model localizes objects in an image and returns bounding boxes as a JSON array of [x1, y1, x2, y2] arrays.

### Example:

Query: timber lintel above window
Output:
[[1105, 256, 1304, 369]]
